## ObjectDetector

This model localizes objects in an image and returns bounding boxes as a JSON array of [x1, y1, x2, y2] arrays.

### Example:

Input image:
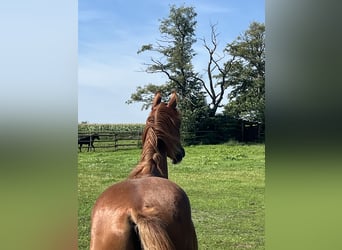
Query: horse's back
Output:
[[91, 177, 197, 250]]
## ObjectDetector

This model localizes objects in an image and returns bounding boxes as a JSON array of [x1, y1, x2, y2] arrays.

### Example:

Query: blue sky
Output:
[[78, 0, 264, 124]]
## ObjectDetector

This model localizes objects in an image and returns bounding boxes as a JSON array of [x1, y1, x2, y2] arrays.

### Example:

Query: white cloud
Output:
[[78, 43, 167, 104]]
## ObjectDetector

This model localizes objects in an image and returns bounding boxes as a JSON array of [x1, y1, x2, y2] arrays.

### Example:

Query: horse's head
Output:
[[144, 92, 185, 164], [93, 133, 100, 139]]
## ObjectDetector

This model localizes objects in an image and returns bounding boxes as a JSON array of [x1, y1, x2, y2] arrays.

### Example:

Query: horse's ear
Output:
[[152, 92, 162, 108], [168, 92, 177, 109]]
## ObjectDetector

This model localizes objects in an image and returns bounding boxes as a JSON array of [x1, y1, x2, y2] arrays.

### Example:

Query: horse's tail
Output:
[[131, 213, 175, 250]]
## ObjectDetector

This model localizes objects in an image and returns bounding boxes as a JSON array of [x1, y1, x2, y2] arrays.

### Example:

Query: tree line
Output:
[[126, 4, 265, 143]]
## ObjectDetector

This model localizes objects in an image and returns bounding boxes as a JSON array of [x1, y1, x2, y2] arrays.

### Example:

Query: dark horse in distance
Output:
[[90, 92, 198, 250], [78, 133, 100, 152]]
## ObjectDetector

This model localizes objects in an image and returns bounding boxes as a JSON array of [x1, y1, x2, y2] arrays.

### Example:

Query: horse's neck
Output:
[[128, 131, 168, 179]]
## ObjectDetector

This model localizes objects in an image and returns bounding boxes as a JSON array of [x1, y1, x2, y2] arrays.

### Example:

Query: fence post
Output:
[[241, 121, 245, 142], [114, 133, 117, 151], [137, 129, 142, 148]]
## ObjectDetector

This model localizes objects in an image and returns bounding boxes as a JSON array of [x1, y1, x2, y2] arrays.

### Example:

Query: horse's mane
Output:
[[128, 95, 181, 179], [144, 102, 181, 148]]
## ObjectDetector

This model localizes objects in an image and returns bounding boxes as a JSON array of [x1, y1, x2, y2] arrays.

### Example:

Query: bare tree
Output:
[[195, 23, 236, 117]]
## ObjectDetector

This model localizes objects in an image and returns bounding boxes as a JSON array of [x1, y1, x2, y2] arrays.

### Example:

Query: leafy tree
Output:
[[127, 5, 265, 142], [128, 5, 199, 103], [127, 5, 208, 136], [223, 22, 265, 124]]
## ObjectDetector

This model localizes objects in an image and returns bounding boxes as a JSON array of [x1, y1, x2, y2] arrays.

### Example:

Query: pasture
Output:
[[78, 143, 265, 249]]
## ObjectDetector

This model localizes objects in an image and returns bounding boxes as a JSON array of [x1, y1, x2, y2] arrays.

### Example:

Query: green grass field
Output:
[[78, 143, 265, 249]]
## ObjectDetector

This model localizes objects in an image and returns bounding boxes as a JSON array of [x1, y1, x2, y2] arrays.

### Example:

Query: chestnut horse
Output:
[[90, 92, 198, 250]]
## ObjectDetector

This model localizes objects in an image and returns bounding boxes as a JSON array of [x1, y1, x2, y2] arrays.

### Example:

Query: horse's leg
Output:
[[185, 221, 198, 250], [79, 144, 82, 152], [91, 142, 95, 151], [190, 222, 198, 250]]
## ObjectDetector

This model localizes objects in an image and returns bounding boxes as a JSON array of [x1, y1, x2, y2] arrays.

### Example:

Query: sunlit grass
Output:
[[78, 144, 265, 249]]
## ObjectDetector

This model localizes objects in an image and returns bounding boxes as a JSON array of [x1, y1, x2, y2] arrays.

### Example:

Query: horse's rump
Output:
[[91, 177, 197, 250]]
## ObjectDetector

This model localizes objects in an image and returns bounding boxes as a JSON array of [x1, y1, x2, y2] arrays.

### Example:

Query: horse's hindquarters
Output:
[[90, 177, 197, 250], [131, 177, 197, 249]]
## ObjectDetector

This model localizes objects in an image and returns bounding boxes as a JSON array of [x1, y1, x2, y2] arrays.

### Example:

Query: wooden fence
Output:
[[78, 130, 143, 152], [78, 122, 265, 151]]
